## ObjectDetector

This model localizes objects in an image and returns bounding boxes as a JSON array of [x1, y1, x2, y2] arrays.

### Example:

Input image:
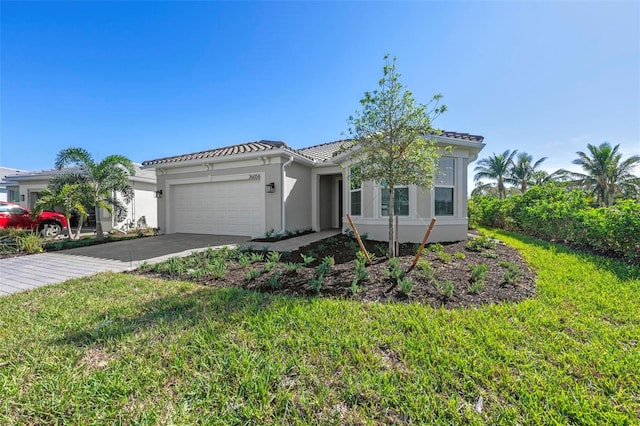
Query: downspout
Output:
[[278, 156, 294, 235]]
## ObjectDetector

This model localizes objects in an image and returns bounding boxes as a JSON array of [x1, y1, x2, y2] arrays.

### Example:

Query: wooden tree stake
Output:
[[411, 218, 437, 268], [346, 214, 372, 264]]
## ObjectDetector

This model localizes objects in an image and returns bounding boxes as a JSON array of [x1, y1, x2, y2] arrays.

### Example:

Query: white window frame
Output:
[[349, 166, 362, 216], [380, 184, 410, 217], [434, 157, 455, 217]]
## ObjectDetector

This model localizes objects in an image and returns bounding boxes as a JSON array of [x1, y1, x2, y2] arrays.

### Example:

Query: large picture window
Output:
[[381, 186, 409, 216], [349, 166, 362, 216], [435, 158, 455, 216]]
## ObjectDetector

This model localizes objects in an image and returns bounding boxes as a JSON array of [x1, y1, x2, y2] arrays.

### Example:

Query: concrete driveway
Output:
[[0, 234, 249, 296]]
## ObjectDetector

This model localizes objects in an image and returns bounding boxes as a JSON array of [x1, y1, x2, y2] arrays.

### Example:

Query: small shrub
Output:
[[481, 250, 498, 259], [353, 258, 368, 283], [206, 258, 227, 279], [301, 253, 315, 266], [237, 253, 251, 268], [268, 273, 281, 289], [18, 233, 43, 254], [385, 257, 405, 283], [249, 252, 264, 263], [428, 243, 444, 253], [322, 256, 335, 268], [245, 269, 261, 281], [190, 268, 205, 279], [500, 262, 522, 286], [465, 235, 497, 252], [437, 251, 452, 263], [435, 280, 454, 299], [283, 262, 301, 272], [264, 261, 276, 272], [345, 240, 359, 252], [454, 252, 466, 260], [316, 244, 327, 253], [266, 251, 282, 263], [374, 243, 388, 257], [467, 280, 483, 294], [310, 275, 324, 293], [350, 279, 359, 296], [264, 229, 275, 238], [316, 256, 335, 277], [326, 237, 338, 245], [417, 260, 436, 281], [469, 264, 488, 283], [398, 277, 414, 295]]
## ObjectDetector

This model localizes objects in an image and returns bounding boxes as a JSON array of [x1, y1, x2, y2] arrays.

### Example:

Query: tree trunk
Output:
[[74, 218, 84, 240], [388, 185, 395, 257], [64, 214, 73, 240], [95, 204, 104, 240]]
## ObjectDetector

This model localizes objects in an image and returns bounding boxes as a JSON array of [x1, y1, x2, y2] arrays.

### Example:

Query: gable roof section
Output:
[[142, 140, 289, 166], [142, 130, 484, 167], [297, 139, 355, 162], [3, 164, 155, 184]]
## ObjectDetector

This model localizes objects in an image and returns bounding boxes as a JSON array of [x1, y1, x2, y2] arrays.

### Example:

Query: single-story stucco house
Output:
[[0, 167, 28, 202], [142, 131, 485, 243], [2, 164, 158, 231]]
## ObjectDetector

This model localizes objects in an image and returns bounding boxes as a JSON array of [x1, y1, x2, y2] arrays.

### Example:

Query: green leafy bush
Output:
[[470, 183, 640, 264]]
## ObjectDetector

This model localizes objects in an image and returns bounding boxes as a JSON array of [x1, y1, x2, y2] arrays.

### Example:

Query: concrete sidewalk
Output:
[[243, 229, 341, 252]]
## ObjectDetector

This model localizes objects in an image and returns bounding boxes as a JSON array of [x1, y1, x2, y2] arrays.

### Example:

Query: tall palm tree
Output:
[[55, 147, 136, 239], [562, 142, 640, 206], [473, 150, 518, 199], [507, 152, 548, 193]]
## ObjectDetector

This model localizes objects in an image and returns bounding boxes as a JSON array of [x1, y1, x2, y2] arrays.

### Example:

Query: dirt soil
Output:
[[136, 234, 537, 309]]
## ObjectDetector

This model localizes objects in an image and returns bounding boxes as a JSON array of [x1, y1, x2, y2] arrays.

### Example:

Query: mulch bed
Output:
[[136, 234, 537, 309]]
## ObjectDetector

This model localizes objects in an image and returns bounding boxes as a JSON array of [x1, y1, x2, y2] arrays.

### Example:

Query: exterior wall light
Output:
[[155, 189, 163, 198], [265, 182, 275, 193], [21, 194, 25, 201]]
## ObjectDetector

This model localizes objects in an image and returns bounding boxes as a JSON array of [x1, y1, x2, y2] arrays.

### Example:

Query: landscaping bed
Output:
[[135, 233, 536, 308]]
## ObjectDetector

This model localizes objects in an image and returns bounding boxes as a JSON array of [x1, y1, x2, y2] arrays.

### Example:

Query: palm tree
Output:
[[32, 184, 90, 239], [561, 142, 640, 206], [55, 147, 136, 239], [507, 152, 548, 193], [473, 150, 518, 199]]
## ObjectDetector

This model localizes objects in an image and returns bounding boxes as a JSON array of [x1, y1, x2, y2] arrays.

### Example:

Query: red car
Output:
[[0, 201, 68, 237]]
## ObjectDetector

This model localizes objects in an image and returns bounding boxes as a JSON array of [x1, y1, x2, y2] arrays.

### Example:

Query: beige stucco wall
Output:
[[343, 147, 479, 243], [154, 157, 285, 235], [283, 162, 312, 232]]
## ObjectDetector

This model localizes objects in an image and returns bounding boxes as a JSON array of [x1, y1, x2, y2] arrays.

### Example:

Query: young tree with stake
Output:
[[347, 55, 446, 257]]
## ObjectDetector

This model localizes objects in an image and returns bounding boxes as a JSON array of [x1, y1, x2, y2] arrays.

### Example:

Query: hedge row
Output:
[[469, 184, 640, 264]]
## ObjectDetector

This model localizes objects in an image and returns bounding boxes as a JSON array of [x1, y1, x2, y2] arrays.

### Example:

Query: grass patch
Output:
[[0, 230, 638, 424]]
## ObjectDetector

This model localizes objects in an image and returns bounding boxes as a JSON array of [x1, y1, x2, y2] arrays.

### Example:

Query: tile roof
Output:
[[297, 139, 355, 162], [142, 131, 483, 166], [142, 140, 287, 166], [438, 131, 484, 142]]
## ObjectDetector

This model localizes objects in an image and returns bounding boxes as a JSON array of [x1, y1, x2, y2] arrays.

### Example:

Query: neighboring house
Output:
[[2, 164, 158, 231], [142, 132, 485, 243], [0, 167, 28, 202]]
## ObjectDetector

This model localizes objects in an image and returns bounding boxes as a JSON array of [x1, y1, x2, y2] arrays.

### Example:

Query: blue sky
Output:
[[1, 1, 639, 190]]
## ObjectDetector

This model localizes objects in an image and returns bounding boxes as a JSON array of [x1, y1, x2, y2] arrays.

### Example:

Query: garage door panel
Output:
[[171, 180, 264, 236]]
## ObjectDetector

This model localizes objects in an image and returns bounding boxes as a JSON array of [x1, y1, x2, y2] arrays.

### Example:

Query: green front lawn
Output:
[[0, 230, 638, 424]]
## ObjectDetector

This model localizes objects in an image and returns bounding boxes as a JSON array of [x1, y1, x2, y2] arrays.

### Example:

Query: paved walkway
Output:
[[243, 229, 341, 252], [0, 230, 341, 296]]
